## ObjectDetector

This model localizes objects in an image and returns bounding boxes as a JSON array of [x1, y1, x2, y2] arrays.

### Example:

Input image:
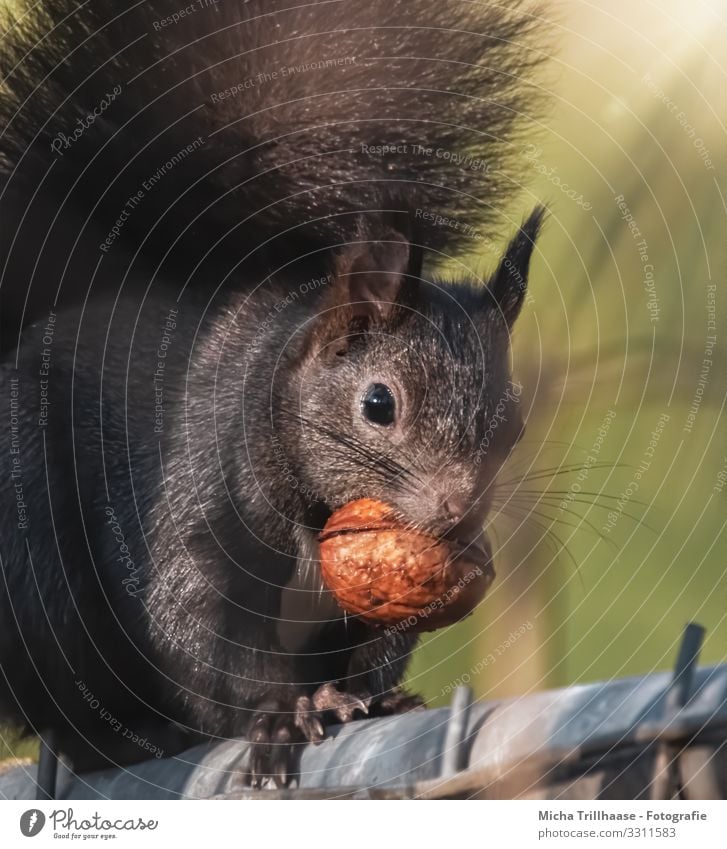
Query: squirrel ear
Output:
[[335, 229, 416, 324], [488, 206, 545, 327], [308, 230, 418, 356]]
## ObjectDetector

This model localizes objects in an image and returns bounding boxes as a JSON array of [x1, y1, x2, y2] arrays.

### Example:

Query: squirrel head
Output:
[[276, 207, 544, 545]]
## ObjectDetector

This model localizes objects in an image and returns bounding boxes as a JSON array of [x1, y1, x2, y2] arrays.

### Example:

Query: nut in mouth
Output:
[[318, 499, 496, 631]]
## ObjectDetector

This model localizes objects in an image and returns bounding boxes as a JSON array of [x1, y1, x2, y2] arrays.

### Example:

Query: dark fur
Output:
[[0, 0, 543, 347], [0, 0, 545, 784]]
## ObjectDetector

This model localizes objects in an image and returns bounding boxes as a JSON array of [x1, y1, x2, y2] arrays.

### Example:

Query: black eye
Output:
[[361, 383, 396, 426]]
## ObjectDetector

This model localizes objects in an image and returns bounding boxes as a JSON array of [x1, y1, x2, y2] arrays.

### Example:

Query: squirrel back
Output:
[[0, 0, 543, 347]]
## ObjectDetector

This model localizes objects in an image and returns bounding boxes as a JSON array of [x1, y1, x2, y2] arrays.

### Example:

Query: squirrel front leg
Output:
[[149, 602, 326, 788], [145, 529, 327, 786]]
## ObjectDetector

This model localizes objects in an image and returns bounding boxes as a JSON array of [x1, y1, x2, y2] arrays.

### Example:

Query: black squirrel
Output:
[[0, 0, 545, 787]]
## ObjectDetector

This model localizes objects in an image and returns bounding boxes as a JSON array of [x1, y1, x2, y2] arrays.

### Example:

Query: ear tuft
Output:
[[488, 205, 545, 326]]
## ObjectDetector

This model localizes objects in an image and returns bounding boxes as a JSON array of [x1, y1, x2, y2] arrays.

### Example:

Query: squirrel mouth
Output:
[[317, 499, 494, 571], [321, 515, 492, 562], [444, 532, 493, 569], [320, 507, 493, 561]]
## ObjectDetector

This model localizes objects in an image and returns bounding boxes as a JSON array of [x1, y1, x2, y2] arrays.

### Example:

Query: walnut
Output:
[[318, 499, 494, 632]]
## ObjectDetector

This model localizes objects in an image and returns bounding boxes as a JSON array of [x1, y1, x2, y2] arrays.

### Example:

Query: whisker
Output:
[[501, 487, 651, 508], [278, 405, 423, 489], [495, 490, 655, 532], [496, 462, 626, 489], [493, 503, 582, 579], [498, 498, 620, 552]]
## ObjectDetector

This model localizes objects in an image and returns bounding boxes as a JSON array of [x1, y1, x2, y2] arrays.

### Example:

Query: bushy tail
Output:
[[0, 0, 544, 341]]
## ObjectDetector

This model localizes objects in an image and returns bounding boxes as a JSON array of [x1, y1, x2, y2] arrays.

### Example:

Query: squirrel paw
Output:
[[311, 682, 422, 723], [242, 686, 419, 788], [311, 682, 371, 723], [244, 693, 325, 789]]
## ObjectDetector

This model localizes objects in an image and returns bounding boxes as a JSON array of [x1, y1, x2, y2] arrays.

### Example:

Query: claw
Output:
[[242, 683, 409, 789], [271, 719, 296, 788], [244, 697, 305, 789], [294, 695, 326, 743], [312, 682, 371, 723]]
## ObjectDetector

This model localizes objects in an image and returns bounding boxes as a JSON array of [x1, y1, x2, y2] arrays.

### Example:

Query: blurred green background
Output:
[[410, 0, 727, 708], [2, 0, 726, 764]]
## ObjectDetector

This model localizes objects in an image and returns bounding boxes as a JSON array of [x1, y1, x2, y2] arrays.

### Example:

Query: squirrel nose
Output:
[[440, 492, 489, 541], [442, 494, 470, 526]]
